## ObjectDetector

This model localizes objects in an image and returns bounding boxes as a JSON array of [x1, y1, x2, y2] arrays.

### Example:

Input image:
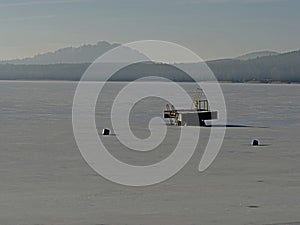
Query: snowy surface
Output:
[[0, 81, 300, 225]]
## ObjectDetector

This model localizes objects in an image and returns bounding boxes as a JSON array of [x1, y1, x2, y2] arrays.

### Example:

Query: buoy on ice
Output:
[[252, 139, 259, 146], [102, 128, 110, 136]]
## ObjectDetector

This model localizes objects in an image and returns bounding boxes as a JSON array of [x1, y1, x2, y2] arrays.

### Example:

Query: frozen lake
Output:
[[0, 81, 300, 225]]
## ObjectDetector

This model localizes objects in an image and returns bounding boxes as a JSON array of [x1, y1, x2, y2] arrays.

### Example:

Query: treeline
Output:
[[0, 63, 89, 80], [0, 63, 196, 82], [0, 50, 299, 83], [208, 50, 300, 83]]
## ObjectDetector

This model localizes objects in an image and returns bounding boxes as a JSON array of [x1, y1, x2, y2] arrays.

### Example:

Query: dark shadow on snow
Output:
[[205, 124, 269, 128]]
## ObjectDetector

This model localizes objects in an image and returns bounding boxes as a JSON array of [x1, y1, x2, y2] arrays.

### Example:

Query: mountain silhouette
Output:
[[0, 42, 299, 83], [1, 41, 119, 64], [236, 50, 279, 61]]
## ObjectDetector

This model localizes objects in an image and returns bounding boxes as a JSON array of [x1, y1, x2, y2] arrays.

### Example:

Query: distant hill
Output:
[[0, 42, 299, 83], [208, 50, 300, 83], [0, 62, 198, 81], [1, 41, 119, 65], [236, 51, 279, 60], [0, 44, 282, 65]]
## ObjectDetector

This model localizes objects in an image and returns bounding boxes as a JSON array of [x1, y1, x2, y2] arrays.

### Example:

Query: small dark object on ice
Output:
[[102, 128, 110, 136], [252, 139, 259, 146]]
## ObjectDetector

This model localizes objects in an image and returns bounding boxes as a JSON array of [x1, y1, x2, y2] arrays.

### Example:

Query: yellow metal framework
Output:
[[193, 88, 209, 111]]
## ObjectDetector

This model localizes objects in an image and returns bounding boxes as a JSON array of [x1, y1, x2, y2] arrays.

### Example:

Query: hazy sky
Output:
[[0, 0, 299, 60]]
